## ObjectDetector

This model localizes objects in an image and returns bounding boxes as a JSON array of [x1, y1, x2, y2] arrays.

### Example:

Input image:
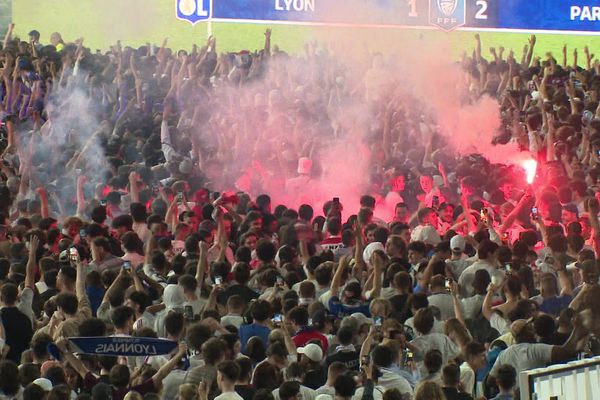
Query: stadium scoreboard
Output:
[[176, 0, 600, 33]]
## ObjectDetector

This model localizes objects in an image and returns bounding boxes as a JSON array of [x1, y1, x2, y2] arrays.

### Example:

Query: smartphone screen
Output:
[[272, 314, 283, 323], [69, 247, 79, 262], [122, 261, 131, 270]]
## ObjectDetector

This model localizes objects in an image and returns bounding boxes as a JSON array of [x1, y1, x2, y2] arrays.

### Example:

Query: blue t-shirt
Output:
[[239, 323, 271, 353], [328, 296, 371, 318], [539, 295, 572, 317]]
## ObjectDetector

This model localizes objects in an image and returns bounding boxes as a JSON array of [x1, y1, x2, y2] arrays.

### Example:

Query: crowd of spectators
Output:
[[0, 23, 600, 400]]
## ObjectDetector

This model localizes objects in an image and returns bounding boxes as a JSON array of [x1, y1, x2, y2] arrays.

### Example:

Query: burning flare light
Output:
[[523, 159, 538, 184]]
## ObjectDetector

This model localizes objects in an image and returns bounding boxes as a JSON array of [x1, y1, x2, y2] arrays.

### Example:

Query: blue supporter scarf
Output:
[[69, 336, 178, 356]]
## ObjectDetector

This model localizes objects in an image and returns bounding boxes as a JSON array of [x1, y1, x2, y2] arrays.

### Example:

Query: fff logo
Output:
[[176, 0, 211, 25]]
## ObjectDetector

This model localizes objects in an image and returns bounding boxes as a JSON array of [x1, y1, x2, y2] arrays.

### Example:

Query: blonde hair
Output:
[[369, 298, 392, 317], [414, 381, 445, 400], [444, 318, 472, 346], [179, 383, 199, 400], [123, 392, 143, 400]]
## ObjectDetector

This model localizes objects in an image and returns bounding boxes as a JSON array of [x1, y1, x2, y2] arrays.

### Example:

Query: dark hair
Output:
[[130, 202, 147, 223], [217, 360, 241, 382], [424, 349, 443, 374], [23, 382, 46, 400], [256, 240, 277, 263], [287, 306, 309, 326], [165, 312, 185, 336], [109, 364, 130, 388], [373, 226, 389, 245], [233, 262, 251, 285], [298, 204, 314, 221], [279, 381, 300, 400], [413, 307, 434, 335], [360, 195, 376, 208], [244, 336, 266, 364], [128, 291, 150, 313], [31, 333, 53, 360], [407, 241, 427, 255], [203, 338, 227, 364], [251, 300, 272, 322], [337, 326, 354, 345], [111, 214, 133, 231], [334, 374, 357, 398], [442, 363, 461, 386], [372, 344, 394, 368], [111, 306, 134, 329], [91, 237, 111, 253], [0, 283, 18, 305], [408, 293, 428, 311], [19, 363, 40, 386], [78, 318, 107, 337], [235, 356, 253, 381], [478, 239, 499, 259], [496, 364, 517, 390], [56, 292, 78, 315], [464, 341, 486, 358], [186, 323, 212, 351]]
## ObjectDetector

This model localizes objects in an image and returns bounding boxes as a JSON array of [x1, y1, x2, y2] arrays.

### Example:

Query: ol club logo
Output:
[[176, 0, 211, 25]]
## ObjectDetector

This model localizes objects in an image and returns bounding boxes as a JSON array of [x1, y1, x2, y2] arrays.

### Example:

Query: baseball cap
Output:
[[350, 312, 373, 327], [450, 235, 466, 252], [32, 378, 52, 392], [297, 343, 323, 362], [363, 242, 384, 265]]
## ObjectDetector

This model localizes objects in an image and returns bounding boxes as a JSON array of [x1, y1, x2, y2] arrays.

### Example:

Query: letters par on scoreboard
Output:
[[570, 6, 600, 21]]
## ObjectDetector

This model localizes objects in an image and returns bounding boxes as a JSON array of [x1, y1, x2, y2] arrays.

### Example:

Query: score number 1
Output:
[[407, 0, 488, 20]]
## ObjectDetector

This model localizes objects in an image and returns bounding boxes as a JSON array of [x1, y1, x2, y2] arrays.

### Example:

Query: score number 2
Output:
[[406, 0, 488, 20], [475, 0, 488, 20]]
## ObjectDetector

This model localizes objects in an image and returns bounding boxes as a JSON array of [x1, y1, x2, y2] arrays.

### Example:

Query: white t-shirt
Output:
[[458, 260, 505, 298], [410, 333, 461, 376], [221, 314, 245, 329], [460, 362, 476, 397], [427, 292, 455, 321], [215, 392, 244, 400], [490, 342, 553, 377], [461, 294, 485, 320], [489, 312, 510, 335], [410, 225, 441, 247]]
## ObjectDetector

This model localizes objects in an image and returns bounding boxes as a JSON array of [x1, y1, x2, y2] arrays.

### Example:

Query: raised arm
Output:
[[264, 28, 272, 56], [449, 280, 466, 326], [151, 343, 187, 385], [330, 257, 348, 298], [195, 241, 209, 290], [587, 198, 600, 258], [36, 187, 50, 218], [369, 252, 384, 299], [129, 171, 141, 204], [25, 235, 39, 289], [56, 337, 93, 379], [3, 23, 14, 49], [482, 282, 497, 321]]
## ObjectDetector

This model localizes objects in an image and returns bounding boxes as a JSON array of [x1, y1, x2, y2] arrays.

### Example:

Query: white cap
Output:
[[297, 343, 323, 362], [450, 235, 466, 252], [350, 312, 373, 327], [33, 378, 53, 392], [362, 242, 384, 265], [163, 284, 185, 310]]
